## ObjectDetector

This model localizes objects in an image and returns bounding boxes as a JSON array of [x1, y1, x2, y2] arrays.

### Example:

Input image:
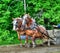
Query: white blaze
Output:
[[22, 14, 27, 25], [12, 19, 17, 30], [13, 25, 16, 30], [23, 14, 28, 19]]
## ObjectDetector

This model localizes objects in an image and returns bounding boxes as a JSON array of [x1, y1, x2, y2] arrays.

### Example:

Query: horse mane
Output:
[[16, 18, 22, 28], [27, 17, 33, 23]]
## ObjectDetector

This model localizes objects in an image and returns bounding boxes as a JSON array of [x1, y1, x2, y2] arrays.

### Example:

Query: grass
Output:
[[0, 39, 43, 46]]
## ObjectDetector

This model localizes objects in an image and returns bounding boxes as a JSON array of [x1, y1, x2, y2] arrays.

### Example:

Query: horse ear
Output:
[[24, 13, 26, 15], [28, 13, 29, 14], [12, 18, 14, 20], [20, 16, 21, 18], [28, 13, 30, 15]]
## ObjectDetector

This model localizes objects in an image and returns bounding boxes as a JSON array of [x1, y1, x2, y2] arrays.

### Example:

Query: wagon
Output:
[[53, 25, 60, 45]]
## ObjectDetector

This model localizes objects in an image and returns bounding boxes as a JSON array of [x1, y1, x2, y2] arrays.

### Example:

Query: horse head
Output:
[[22, 14, 31, 25], [22, 14, 36, 29], [12, 17, 23, 31]]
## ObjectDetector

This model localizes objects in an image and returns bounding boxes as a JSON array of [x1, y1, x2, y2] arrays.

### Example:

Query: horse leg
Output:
[[18, 36, 23, 47], [17, 32, 23, 47], [32, 35, 36, 48], [19, 38, 23, 48], [47, 38, 50, 47], [45, 31, 50, 46], [25, 35, 30, 47], [43, 38, 50, 46]]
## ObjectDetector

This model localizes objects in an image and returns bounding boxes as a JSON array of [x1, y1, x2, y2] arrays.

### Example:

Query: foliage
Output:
[[0, 0, 60, 45]]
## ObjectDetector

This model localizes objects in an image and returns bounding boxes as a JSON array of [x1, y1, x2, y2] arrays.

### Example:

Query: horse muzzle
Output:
[[13, 27, 18, 31]]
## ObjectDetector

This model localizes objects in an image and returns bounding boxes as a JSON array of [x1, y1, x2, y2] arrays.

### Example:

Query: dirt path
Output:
[[0, 45, 60, 53]]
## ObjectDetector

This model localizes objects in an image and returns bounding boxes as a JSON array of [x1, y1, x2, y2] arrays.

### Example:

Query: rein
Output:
[[22, 19, 53, 40], [36, 27, 54, 40]]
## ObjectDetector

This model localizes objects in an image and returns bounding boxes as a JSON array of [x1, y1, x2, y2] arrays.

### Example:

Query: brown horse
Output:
[[22, 14, 36, 29], [12, 17, 52, 48], [22, 14, 51, 47], [12, 18, 25, 47]]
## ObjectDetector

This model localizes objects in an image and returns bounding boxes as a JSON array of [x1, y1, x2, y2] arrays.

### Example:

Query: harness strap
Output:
[[37, 29, 54, 40], [35, 25, 54, 40]]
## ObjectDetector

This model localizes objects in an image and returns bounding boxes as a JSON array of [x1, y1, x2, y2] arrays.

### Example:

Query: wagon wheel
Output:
[[52, 25, 58, 38]]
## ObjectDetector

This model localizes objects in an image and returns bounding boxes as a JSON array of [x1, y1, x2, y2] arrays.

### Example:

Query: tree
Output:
[[0, 0, 60, 45]]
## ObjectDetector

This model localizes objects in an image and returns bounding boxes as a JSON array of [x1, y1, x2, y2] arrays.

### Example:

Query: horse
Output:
[[22, 14, 36, 30], [12, 18, 25, 47], [12, 17, 52, 48], [22, 14, 54, 47]]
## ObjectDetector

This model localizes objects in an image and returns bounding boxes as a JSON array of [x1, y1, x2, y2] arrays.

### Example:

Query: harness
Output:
[[22, 15, 54, 40]]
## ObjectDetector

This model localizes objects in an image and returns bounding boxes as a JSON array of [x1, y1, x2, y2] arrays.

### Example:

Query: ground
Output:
[[0, 45, 60, 53]]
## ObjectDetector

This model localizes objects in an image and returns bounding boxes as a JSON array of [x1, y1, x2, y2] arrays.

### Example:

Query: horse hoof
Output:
[[20, 44, 23, 48], [48, 44, 50, 47], [32, 44, 36, 48], [20, 45, 23, 48], [25, 44, 27, 48], [48, 42, 50, 47], [25, 45, 27, 48], [20, 46, 22, 48], [32, 46, 36, 48], [25, 43, 30, 48], [27, 45, 30, 48]]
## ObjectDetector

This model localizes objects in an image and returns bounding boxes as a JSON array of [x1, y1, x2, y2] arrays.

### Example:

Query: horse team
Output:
[[12, 14, 53, 48]]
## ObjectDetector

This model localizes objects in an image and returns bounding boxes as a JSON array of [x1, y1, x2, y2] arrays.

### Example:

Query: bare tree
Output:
[[24, 0, 26, 13]]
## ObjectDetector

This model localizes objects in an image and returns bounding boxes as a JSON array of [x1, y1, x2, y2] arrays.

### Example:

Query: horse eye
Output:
[[16, 22, 17, 23]]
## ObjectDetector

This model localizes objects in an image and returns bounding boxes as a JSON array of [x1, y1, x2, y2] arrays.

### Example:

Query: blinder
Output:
[[15, 21, 18, 28]]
